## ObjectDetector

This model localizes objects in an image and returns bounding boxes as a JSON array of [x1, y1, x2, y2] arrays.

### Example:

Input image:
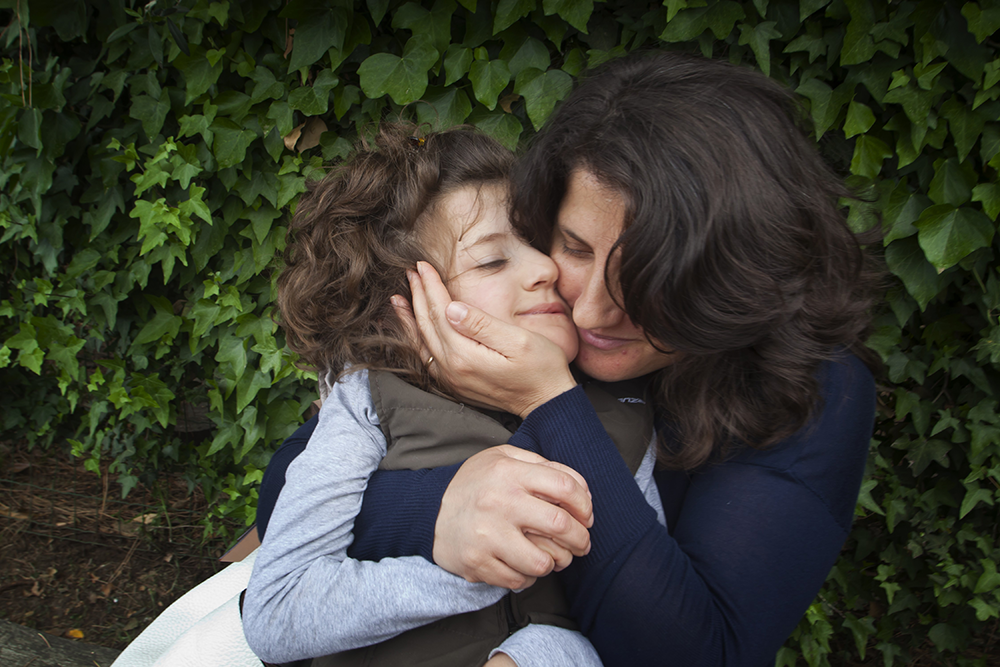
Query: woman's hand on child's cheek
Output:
[[432, 445, 592, 590], [409, 262, 577, 417]]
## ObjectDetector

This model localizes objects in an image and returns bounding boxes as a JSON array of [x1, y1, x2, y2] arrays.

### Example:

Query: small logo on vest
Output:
[[618, 397, 645, 404]]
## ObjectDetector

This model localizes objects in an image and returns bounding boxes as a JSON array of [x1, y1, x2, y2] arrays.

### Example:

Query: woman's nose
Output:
[[572, 268, 625, 330]]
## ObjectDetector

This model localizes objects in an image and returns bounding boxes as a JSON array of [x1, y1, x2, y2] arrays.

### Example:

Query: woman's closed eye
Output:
[[559, 241, 591, 259]]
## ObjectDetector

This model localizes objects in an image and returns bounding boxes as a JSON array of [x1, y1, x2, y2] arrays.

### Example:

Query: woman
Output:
[[258, 51, 878, 667]]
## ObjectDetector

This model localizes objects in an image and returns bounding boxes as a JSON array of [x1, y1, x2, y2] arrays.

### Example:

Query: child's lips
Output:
[[519, 302, 569, 316]]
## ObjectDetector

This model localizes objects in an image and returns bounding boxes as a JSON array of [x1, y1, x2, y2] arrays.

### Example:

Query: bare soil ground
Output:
[[0, 445, 230, 650]]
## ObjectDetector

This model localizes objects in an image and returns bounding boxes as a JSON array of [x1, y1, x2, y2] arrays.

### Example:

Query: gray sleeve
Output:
[[241, 370, 505, 664], [490, 625, 603, 667]]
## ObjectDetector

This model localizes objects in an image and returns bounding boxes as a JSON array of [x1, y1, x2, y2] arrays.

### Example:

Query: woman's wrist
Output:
[[515, 369, 578, 418]]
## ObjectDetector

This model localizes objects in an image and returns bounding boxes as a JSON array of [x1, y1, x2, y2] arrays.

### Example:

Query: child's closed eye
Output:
[[476, 258, 509, 271]]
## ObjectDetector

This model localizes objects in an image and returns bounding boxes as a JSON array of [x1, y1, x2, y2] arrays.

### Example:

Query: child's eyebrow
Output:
[[460, 231, 510, 250]]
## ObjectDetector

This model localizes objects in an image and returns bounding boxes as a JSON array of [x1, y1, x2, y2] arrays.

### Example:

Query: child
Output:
[[242, 125, 664, 667]]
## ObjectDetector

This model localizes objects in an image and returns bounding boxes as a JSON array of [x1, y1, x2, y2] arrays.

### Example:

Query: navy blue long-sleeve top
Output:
[[257, 354, 875, 667]]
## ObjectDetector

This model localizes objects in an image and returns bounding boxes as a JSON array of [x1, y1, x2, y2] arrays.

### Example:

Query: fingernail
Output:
[[406, 269, 417, 283], [416, 261, 427, 276], [390, 295, 403, 308], [446, 302, 467, 324]]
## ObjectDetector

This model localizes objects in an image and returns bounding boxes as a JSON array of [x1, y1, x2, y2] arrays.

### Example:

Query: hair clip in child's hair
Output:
[[409, 135, 426, 148]]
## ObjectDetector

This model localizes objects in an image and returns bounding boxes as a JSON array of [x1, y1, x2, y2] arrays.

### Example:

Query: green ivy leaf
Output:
[[799, 0, 830, 21], [796, 78, 852, 139], [960, 481, 995, 519], [840, 0, 876, 65], [175, 51, 224, 105], [133, 295, 181, 346], [929, 158, 977, 207], [211, 119, 257, 169], [358, 37, 439, 105], [469, 106, 523, 150], [915, 204, 995, 271], [844, 100, 876, 138], [288, 9, 348, 71], [738, 21, 781, 77], [941, 98, 986, 163], [17, 108, 42, 151], [443, 45, 473, 86], [884, 237, 948, 310], [928, 623, 962, 654], [972, 183, 1000, 221], [882, 186, 930, 245], [367, 0, 391, 26], [237, 368, 271, 412], [494, 0, 535, 34], [962, 2, 1000, 45], [216, 334, 247, 379], [416, 86, 473, 130], [506, 37, 550, 78], [288, 69, 339, 116], [543, 0, 593, 33], [392, 0, 456, 55], [850, 135, 893, 179], [784, 30, 826, 63], [514, 67, 572, 131], [975, 559, 1000, 594], [469, 59, 511, 110], [130, 94, 171, 142]]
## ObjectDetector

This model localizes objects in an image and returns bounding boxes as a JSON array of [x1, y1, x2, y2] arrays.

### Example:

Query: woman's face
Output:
[[435, 184, 579, 364], [550, 169, 675, 382]]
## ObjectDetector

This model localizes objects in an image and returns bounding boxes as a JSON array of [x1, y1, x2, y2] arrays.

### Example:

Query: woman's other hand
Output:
[[406, 261, 577, 418], [433, 445, 594, 589]]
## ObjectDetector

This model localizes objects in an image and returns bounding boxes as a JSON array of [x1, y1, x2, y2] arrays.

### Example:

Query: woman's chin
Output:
[[574, 342, 675, 382]]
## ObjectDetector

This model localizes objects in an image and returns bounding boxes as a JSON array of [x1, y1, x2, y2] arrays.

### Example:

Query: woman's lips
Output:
[[578, 329, 633, 351]]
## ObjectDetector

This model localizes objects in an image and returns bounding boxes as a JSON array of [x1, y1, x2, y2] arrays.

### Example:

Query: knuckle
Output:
[[548, 508, 572, 535]]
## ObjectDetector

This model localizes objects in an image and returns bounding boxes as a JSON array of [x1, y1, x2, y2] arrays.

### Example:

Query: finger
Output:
[[391, 294, 432, 368], [507, 495, 591, 557], [485, 559, 540, 591], [493, 446, 594, 529], [498, 446, 592, 497], [525, 533, 574, 572], [407, 267, 446, 359]]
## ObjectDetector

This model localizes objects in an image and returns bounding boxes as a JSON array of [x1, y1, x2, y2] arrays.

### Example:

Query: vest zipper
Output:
[[503, 593, 517, 636]]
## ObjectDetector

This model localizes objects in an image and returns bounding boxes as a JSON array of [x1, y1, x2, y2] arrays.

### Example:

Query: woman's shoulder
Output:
[[732, 351, 876, 469]]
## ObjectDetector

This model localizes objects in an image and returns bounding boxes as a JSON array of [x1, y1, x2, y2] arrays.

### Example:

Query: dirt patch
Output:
[[0, 525, 223, 649], [0, 445, 233, 650]]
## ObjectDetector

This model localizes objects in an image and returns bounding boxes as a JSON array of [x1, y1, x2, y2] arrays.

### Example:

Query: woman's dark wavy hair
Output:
[[512, 51, 881, 470], [278, 123, 513, 390]]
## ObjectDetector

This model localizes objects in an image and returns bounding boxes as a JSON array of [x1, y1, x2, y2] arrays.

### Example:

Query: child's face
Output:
[[433, 185, 579, 364]]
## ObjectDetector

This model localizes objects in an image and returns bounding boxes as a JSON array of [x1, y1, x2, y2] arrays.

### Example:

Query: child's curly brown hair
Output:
[[276, 123, 513, 391]]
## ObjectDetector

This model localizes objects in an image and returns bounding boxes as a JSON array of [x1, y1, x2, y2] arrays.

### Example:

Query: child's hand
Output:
[[484, 653, 517, 667]]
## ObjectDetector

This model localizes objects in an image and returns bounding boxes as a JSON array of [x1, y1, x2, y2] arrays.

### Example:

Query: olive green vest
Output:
[[310, 371, 653, 667]]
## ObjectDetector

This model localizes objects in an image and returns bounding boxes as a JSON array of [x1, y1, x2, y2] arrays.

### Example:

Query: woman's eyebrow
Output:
[[557, 226, 589, 246]]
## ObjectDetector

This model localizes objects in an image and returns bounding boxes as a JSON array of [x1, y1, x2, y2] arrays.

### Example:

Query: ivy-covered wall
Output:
[[2, 0, 999, 664]]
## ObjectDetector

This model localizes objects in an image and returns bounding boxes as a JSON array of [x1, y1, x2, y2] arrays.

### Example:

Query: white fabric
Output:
[[111, 551, 260, 667]]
